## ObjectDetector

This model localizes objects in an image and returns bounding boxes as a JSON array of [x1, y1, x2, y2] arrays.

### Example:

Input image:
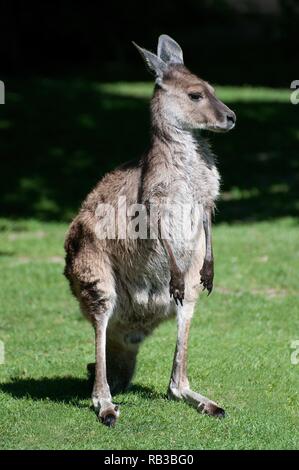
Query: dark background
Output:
[[1, 0, 298, 85], [0, 0, 298, 222]]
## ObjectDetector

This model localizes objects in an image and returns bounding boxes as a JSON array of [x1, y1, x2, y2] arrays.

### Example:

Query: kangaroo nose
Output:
[[227, 112, 236, 125]]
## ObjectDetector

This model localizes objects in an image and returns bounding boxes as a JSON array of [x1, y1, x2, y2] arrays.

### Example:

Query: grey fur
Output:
[[157, 34, 184, 64], [132, 42, 167, 78]]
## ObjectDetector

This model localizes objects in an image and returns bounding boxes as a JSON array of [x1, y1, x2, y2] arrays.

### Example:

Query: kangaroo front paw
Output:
[[169, 271, 185, 306], [200, 259, 214, 295]]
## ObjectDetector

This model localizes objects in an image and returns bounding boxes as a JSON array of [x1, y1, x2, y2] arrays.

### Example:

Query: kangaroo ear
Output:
[[157, 34, 184, 65], [132, 42, 168, 79]]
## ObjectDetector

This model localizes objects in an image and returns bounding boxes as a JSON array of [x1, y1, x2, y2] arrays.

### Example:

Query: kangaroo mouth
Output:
[[205, 122, 235, 133]]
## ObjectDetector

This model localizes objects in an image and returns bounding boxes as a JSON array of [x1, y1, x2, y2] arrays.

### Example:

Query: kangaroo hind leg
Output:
[[88, 339, 138, 395], [79, 266, 119, 427], [168, 301, 225, 418]]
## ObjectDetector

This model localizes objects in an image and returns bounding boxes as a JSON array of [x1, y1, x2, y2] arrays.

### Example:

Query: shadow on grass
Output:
[[1, 77, 298, 222], [0, 250, 15, 256], [0, 376, 165, 406]]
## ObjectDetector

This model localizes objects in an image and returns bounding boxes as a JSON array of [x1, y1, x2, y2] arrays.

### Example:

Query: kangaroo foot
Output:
[[168, 385, 225, 418], [92, 396, 120, 427], [182, 388, 224, 418]]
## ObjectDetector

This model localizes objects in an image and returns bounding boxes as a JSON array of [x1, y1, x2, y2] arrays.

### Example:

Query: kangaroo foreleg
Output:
[[162, 238, 185, 306], [200, 207, 214, 295]]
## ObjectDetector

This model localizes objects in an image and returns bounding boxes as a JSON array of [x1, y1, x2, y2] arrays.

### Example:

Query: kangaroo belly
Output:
[[114, 274, 174, 325], [108, 284, 175, 347]]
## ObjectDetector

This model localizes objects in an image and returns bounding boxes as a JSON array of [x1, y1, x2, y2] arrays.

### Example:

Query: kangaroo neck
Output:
[[149, 119, 198, 169]]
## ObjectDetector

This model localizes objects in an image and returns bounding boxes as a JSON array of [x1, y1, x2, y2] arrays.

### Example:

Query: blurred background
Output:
[[0, 0, 298, 222]]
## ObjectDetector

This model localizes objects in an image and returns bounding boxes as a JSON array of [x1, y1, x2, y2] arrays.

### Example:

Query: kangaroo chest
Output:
[[138, 135, 220, 275], [169, 134, 220, 208], [114, 137, 220, 326]]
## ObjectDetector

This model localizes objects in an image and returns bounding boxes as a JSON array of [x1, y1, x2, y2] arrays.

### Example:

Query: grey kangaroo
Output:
[[64, 35, 236, 426]]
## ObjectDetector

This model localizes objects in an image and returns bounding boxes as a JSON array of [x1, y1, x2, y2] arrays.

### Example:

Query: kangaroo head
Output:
[[133, 35, 236, 133]]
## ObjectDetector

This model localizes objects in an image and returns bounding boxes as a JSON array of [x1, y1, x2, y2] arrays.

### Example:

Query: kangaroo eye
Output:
[[188, 92, 203, 101]]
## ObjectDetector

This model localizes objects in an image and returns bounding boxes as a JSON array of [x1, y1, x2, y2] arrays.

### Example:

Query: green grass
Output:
[[99, 82, 292, 102], [0, 217, 298, 450]]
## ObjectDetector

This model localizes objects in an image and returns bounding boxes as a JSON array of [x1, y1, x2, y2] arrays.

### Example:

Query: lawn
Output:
[[0, 216, 298, 450], [0, 81, 299, 449]]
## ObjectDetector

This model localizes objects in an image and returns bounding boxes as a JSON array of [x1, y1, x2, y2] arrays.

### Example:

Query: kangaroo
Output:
[[64, 35, 236, 427]]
